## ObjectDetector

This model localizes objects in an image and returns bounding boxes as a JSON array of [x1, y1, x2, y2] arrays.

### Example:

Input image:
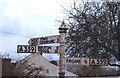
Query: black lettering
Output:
[[100, 59, 107, 65], [40, 37, 44, 41], [42, 47, 45, 52], [69, 59, 72, 63], [44, 47, 47, 52], [103, 59, 107, 65], [28, 46, 30, 52], [31, 46, 35, 52], [46, 41, 49, 44], [57, 39, 59, 43], [56, 46, 59, 50], [49, 47, 51, 49], [40, 37, 48, 44], [73, 59, 80, 63], [84, 60, 88, 64], [67, 59, 71, 63], [41, 46, 43, 52], [91, 59, 95, 65], [32, 38, 38, 45], [55, 47, 59, 53], [38, 46, 41, 52], [99, 59, 103, 65], [43, 37, 47, 40], [46, 40, 53, 44], [44, 47, 48, 53], [24, 46, 27, 52], [96, 59, 99, 64], [51, 40, 54, 43], [66, 59, 81, 64], [66, 59, 69, 63], [47, 47, 51, 53], [19, 46, 23, 52]]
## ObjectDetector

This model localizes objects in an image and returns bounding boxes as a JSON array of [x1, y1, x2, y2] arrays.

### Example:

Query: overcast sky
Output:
[[0, 0, 75, 61]]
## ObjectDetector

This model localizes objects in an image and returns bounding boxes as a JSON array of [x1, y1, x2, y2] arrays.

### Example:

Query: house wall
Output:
[[15, 53, 79, 77]]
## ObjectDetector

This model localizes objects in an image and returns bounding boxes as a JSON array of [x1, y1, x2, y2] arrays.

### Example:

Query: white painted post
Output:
[[58, 20, 68, 78]]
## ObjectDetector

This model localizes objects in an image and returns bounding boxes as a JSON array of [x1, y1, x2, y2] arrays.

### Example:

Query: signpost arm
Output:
[[59, 20, 68, 78]]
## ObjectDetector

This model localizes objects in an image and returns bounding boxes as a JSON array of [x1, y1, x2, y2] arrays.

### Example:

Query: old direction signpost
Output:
[[17, 45, 59, 53], [28, 35, 60, 45], [17, 20, 109, 78]]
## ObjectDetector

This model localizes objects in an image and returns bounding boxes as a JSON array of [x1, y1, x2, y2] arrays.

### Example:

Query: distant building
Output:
[[2, 58, 17, 77]]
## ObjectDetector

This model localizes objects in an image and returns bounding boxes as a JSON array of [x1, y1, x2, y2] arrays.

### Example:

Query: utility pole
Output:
[[58, 20, 68, 78]]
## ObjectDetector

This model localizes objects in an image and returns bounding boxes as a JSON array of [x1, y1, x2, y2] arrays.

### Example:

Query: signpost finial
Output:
[[59, 20, 68, 33]]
